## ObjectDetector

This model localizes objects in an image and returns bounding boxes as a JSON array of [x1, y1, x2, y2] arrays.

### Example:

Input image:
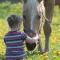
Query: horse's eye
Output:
[[24, 0, 27, 3], [37, 15, 41, 19], [38, 0, 41, 3], [23, 15, 26, 19]]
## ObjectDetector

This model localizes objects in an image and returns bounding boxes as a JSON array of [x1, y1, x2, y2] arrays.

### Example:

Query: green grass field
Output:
[[0, 2, 60, 60]]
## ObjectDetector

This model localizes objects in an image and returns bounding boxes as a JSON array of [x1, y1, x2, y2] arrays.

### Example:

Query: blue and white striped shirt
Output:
[[4, 31, 27, 59]]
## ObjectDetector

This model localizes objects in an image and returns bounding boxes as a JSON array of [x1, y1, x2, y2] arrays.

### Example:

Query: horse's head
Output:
[[23, 0, 45, 51], [23, 0, 45, 35]]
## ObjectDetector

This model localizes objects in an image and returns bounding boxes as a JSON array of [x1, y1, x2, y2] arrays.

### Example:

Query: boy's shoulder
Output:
[[4, 32, 9, 39], [20, 32, 26, 35], [4, 31, 27, 41], [4, 32, 10, 36], [4, 31, 26, 37]]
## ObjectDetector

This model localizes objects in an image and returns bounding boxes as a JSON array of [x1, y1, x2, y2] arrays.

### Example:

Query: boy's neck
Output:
[[11, 28, 19, 31]]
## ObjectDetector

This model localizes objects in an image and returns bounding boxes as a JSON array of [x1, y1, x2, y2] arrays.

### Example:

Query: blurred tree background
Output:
[[0, 0, 22, 19]]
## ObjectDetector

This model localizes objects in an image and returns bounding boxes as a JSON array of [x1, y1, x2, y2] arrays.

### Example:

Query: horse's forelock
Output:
[[23, 0, 43, 3]]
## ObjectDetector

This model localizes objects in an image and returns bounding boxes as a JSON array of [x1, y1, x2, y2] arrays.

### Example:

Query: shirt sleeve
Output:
[[21, 32, 27, 40]]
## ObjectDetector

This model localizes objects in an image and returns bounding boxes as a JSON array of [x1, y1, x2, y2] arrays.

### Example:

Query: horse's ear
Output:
[[38, 0, 42, 3], [23, 0, 27, 3]]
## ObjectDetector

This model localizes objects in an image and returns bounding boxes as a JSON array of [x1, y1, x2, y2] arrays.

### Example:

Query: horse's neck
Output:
[[27, 0, 37, 7]]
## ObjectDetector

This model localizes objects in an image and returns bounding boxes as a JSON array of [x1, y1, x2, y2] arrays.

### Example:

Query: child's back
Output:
[[4, 31, 26, 60]]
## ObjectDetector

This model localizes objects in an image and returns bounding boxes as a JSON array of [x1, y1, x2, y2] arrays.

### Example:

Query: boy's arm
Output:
[[25, 34, 40, 43]]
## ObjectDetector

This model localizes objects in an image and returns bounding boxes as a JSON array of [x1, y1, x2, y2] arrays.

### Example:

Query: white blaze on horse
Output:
[[23, 0, 55, 53]]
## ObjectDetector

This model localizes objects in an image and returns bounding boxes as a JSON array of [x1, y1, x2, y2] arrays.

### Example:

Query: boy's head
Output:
[[7, 14, 22, 31]]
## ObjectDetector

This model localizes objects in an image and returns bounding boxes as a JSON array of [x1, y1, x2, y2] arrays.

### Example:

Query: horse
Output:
[[23, 0, 55, 53]]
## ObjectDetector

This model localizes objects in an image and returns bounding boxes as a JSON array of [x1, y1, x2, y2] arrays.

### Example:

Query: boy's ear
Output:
[[23, 0, 27, 3]]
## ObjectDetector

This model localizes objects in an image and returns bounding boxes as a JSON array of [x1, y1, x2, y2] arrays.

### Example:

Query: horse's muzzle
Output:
[[24, 29, 36, 51]]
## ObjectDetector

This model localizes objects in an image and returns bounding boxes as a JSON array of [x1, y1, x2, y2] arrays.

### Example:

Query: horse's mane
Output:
[[37, 1, 45, 17]]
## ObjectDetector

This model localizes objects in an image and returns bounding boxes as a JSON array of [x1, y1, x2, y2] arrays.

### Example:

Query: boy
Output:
[[4, 14, 39, 60]]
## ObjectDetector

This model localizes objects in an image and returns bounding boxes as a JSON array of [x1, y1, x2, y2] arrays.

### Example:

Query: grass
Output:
[[0, 1, 22, 19], [0, 1, 60, 60]]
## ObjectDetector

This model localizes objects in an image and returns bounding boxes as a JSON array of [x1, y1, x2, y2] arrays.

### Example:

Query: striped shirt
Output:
[[4, 31, 27, 59]]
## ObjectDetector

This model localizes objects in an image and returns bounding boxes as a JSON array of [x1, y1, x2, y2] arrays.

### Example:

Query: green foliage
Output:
[[0, 1, 22, 19]]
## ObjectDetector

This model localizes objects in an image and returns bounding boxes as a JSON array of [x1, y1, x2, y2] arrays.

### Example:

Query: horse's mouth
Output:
[[24, 28, 36, 51], [24, 28, 36, 37]]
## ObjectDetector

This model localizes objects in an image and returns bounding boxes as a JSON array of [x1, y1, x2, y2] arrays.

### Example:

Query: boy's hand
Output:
[[25, 34, 40, 43], [32, 34, 40, 40]]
